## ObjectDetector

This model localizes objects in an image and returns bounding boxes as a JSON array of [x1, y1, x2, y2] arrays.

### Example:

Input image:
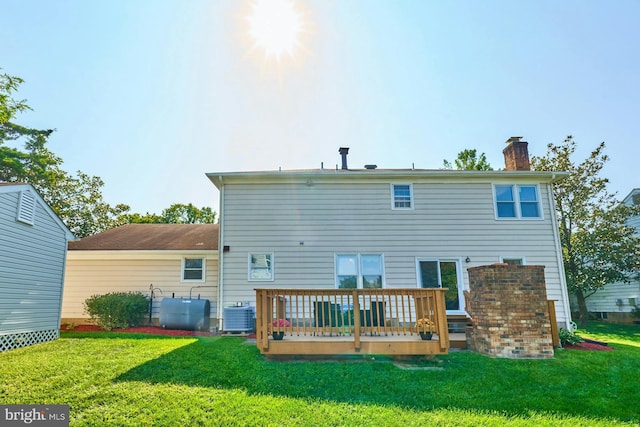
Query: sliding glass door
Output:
[[417, 258, 463, 311]]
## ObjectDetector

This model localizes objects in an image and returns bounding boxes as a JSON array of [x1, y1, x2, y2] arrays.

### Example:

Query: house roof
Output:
[[623, 188, 640, 206], [206, 168, 569, 189], [0, 182, 74, 240], [68, 224, 219, 251]]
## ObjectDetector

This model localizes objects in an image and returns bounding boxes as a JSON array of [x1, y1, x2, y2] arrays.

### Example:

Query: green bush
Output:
[[559, 328, 583, 346], [84, 292, 149, 330]]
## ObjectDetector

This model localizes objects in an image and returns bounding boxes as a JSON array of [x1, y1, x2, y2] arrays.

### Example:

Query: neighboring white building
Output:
[[582, 188, 640, 322], [62, 224, 219, 327], [0, 183, 73, 352], [207, 138, 573, 330]]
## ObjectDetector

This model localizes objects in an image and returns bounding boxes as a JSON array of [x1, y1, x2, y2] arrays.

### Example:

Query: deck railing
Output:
[[255, 288, 450, 355]]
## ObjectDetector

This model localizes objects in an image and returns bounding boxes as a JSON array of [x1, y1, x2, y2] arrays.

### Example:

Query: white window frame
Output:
[[493, 184, 543, 220], [181, 257, 205, 282], [391, 183, 414, 210], [16, 190, 36, 225], [415, 257, 466, 314], [248, 253, 274, 282], [500, 256, 526, 266], [335, 254, 385, 289]]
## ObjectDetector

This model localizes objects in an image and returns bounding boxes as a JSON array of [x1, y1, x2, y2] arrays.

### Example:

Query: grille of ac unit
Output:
[[222, 306, 255, 332]]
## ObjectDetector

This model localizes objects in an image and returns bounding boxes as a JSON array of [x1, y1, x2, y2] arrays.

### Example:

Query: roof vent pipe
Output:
[[339, 147, 349, 170]]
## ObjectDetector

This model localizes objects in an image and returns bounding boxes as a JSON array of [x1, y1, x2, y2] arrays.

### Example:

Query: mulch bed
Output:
[[60, 324, 213, 337], [563, 338, 614, 351]]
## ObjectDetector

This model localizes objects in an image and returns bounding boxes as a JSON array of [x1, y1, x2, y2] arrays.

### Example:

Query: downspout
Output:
[[217, 178, 225, 331], [547, 181, 572, 329]]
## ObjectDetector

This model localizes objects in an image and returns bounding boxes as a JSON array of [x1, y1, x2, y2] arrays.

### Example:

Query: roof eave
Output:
[[206, 170, 570, 187]]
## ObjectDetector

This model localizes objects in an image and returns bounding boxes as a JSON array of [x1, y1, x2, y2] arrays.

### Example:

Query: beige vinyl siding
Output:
[[62, 252, 218, 321], [0, 191, 68, 335], [219, 179, 569, 323]]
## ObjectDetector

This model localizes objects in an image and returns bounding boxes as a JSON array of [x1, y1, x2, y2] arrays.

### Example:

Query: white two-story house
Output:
[[207, 138, 572, 331]]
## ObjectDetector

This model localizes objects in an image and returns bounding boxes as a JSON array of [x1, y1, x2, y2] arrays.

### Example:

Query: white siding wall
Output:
[[585, 281, 640, 313], [0, 191, 68, 335], [62, 252, 218, 321], [219, 178, 569, 324], [585, 209, 640, 314]]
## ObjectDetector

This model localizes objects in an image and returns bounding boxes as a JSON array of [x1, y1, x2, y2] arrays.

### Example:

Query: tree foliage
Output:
[[120, 203, 217, 225], [531, 136, 640, 326], [443, 149, 493, 170], [1, 69, 129, 238]]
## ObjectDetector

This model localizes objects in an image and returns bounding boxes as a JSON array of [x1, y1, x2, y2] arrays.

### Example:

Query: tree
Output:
[[531, 136, 640, 326], [119, 203, 217, 225], [1, 69, 129, 238], [443, 149, 493, 170], [118, 212, 164, 224], [160, 203, 216, 224]]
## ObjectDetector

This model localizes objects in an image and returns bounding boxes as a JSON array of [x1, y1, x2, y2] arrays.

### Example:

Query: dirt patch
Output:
[[563, 340, 614, 351], [60, 324, 213, 337]]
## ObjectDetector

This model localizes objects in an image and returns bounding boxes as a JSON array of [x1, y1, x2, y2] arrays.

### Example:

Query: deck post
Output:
[[255, 290, 268, 351], [435, 289, 450, 352], [547, 300, 559, 348], [352, 290, 361, 351]]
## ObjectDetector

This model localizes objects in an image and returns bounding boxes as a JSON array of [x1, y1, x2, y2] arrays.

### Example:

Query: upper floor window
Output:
[[336, 254, 384, 288], [494, 185, 541, 219], [392, 184, 413, 209], [183, 258, 205, 281], [249, 253, 274, 281]]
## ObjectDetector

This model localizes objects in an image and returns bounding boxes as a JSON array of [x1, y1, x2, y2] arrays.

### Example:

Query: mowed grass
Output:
[[0, 322, 638, 426]]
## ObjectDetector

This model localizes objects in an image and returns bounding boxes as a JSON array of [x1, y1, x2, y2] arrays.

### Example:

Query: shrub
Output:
[[631, 306, 640, 319], [84, 292, 149, 330], [559, 328, 583, 347]]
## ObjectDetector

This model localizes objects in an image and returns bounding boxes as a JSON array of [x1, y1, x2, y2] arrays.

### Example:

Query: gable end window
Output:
[[249, 253, 274, 281], [494, 184, 541, 219], [392, 184, 413, 209], [183, 258, 205, 282], [17, 191, 36, 225]]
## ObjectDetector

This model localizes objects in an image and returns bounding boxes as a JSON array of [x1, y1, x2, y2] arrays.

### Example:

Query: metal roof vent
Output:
[[364, 164, 378, 170]]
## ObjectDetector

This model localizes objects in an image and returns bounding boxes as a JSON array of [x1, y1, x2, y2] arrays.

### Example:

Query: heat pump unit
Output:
[[223, 306, 255, 332]]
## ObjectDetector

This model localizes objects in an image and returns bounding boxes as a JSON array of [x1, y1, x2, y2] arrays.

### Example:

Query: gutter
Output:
[[217, 177, 225, 330]]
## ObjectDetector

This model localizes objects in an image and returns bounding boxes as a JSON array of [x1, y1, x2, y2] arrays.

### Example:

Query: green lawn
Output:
[[1, 322, 638, 426]]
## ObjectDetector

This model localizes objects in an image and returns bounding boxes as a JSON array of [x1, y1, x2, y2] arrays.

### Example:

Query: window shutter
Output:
[[17, 191, 36, 225]]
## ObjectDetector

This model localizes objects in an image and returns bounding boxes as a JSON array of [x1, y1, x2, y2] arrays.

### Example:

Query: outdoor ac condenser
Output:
[[222, 306, 255, 332]]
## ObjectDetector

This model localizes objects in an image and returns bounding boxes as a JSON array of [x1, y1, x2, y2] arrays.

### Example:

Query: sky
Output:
[[2, 0, 639, 215]]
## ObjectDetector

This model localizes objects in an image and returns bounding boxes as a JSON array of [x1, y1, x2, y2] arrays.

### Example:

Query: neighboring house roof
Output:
[[0, 182, 74, 240], [68, 224, 219, 251], [206, 168, 569, 189], [623, 188, 640, 206]]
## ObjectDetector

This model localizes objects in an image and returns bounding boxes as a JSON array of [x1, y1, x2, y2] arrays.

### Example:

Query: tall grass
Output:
[[0, 323, 638, 426]]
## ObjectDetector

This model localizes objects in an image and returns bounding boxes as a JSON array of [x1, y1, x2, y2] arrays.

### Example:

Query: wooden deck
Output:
[[255, 288, 451, 356]]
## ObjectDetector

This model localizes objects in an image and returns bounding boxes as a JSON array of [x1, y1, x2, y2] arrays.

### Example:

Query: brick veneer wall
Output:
[[466, 264, 554, 359]]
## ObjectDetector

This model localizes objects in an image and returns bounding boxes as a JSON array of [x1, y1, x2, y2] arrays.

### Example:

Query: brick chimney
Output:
[[503, 137, 530, 171]]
